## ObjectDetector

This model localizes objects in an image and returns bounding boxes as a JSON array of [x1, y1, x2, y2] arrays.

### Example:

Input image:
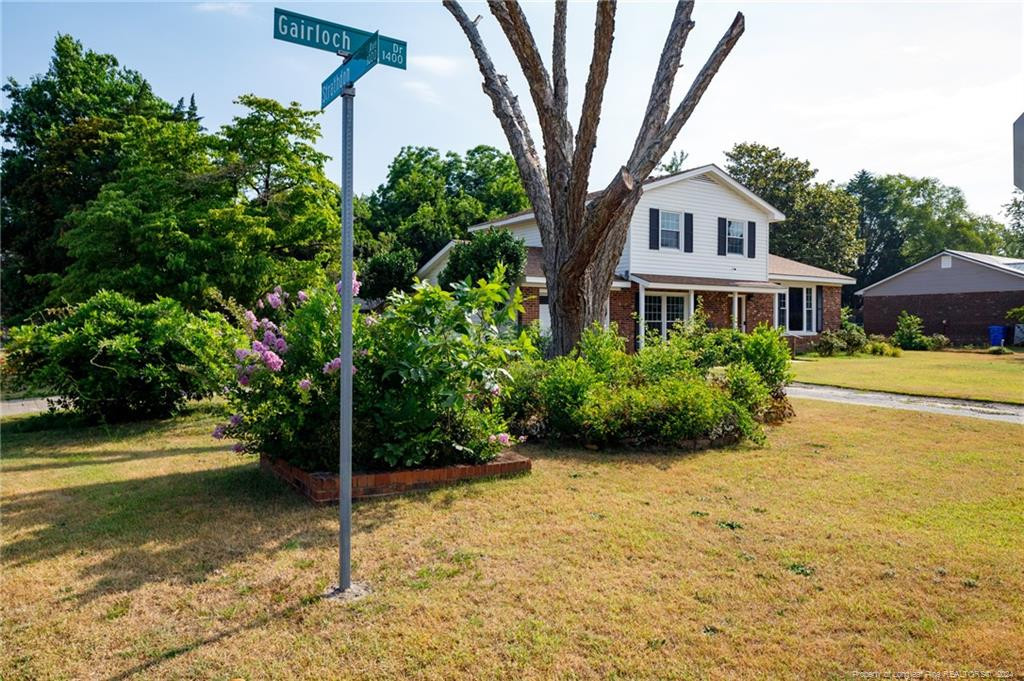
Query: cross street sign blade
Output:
[[274, 7, 406, 69], [321, 33, 379, 109]]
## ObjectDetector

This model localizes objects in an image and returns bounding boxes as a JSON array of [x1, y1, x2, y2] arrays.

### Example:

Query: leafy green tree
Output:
[[847, 171, 1008, 294], [725, 142, 862, 274], [440, 228, 526, 290], [360, 248, 418, 301], [657, 149, 689, 175], [1000, 189, 1024, 258], [52, 96, 339, 309], [1, 34, 172, 320], [361, 145, 528, 266]]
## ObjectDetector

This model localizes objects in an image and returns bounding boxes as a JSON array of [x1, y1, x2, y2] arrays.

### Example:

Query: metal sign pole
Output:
[[339, 85, 355, 594]]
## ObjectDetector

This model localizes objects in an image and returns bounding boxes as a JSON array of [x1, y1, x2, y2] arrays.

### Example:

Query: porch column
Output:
[[688, 290, 695, 319], [732, 292, 739, 330], [638, 283, 646, 349]]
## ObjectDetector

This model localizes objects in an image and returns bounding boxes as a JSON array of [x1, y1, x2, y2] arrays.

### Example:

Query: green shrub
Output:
[[502, 360, 549, 435], [813, 330, 846, 357], [221, 266, 534, 471], [891, 311, 928, 350], [721, 362, 771, 416], [4, 291, 240, 421], [838, 325, 868, 355], [439, 228, 527, 291], [578, 377, 760, 447], [868, 333, 888, 343], [865, 340, 901, 357], [742, 324, 793, 395], [538, 356, 600, 439], [576, 322, 634, 385], [987, 345, 1012, 355], [1006, 306, 1024, 324], [634, 333, 701, 385], [926, 333, 951, 351]]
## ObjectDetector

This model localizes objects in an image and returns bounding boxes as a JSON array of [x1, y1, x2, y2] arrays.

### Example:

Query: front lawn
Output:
[[792, 350, 1024, 404], [2, 401, 1022, 679]]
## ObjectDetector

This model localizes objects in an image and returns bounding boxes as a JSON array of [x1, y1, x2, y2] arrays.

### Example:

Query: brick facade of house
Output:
[[863, 290, 1024, 345], [519, 284, 843, 354]]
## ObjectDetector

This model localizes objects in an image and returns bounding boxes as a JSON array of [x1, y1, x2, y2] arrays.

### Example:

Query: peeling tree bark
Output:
[[444, 0, 745, 356]]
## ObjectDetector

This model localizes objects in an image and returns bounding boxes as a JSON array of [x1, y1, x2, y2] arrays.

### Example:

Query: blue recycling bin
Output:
[[988, 325, 1004, 347]]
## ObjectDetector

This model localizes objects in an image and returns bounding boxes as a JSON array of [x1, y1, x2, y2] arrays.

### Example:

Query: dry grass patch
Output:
[[2, 400, 1022, 679], [792, 349, 1024, 404]]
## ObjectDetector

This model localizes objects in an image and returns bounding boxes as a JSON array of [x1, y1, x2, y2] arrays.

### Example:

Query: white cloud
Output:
[[401, 80, 443, 106], [413, 55, 464, 78], [194, 2, 252, 16]]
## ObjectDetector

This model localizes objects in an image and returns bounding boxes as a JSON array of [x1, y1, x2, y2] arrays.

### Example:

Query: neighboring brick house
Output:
[[857, 250, 1024, 345], [417, 164, 854, 353]]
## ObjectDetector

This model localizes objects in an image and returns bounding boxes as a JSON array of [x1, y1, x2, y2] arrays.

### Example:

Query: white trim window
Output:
[[660, 211, 681, 249], [644, 293, 688, 339], [726, 219, 745, 255], [777, 286, 816, 334]]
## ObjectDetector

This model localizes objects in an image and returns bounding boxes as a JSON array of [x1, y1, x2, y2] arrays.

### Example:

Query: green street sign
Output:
[[322, 33, 379, 108], [273, 7, 406, 69]]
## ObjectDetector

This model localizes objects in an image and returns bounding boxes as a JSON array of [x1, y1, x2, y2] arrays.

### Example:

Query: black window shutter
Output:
[[815, 285, 824, 332], [649, 208, 660, 250], [683, 213, 694, 252], [717, 218, 727, 255], [747, 221, 756, 258]]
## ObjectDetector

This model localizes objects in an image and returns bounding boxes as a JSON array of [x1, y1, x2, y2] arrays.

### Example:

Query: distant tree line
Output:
[[2, 36, 1020, 323]]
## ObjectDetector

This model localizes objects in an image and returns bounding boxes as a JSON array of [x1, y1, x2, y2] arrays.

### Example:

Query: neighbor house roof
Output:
[[467, 164, 786, 232], [769, 254, 856, 285], [855, 249, 1024, 295]]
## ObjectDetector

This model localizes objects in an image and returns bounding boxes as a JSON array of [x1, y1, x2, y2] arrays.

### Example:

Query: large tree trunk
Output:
[[444, 0, 744, 355]]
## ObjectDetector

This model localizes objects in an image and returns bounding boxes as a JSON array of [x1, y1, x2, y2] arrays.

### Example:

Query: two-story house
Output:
[[417, 164, 854, 352]]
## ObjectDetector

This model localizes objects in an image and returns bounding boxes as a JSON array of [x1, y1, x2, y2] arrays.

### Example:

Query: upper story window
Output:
[[726, 219, 745, 255], [940, 255, 952, 268], [660, 211, 681, 249]]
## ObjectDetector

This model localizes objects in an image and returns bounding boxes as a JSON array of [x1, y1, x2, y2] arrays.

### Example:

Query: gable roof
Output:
[[854, 249, 1024, 295], [467, 164, 786, 232], [769, 254, 856, 285]]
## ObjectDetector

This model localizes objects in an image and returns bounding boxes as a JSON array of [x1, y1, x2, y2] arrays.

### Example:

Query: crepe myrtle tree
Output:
[[444, 0, 745, 356]]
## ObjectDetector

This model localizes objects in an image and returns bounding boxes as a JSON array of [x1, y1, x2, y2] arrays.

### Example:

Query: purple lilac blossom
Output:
[[229, 413, 243, 427], [262, 351, 284, 372], [298, 378, 311, 392], [266, 292, 282, 309], [297, 290, 309, 303], [212, 424, 226, 439]]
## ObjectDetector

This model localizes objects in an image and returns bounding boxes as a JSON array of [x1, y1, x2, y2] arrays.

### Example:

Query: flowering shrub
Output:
[[217, 266, 533, 471], [3, 291, 241, 421]]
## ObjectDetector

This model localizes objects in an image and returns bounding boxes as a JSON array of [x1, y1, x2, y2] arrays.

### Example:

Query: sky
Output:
[[2, 1, 1022, 219]]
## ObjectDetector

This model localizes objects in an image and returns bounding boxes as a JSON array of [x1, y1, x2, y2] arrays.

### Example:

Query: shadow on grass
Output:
[[1, 458, 337, 603], [1, 445, 226, 472]]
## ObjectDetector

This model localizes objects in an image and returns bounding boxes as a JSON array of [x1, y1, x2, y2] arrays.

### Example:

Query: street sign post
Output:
[[273, 7, 406, 600]]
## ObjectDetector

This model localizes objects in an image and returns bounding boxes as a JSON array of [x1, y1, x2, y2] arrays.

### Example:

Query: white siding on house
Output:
[[500, 220, 631, 274], [627, 174, 772, 281]]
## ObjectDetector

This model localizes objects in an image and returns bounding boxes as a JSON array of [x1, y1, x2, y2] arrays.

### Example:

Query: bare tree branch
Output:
[[567, 0, 617, 239], [443, 0, 553, 241], [628, 1, 695, 165], [487, 1, 554, 116], [552, 0, 569, 121], [630, 11, 745, 178]]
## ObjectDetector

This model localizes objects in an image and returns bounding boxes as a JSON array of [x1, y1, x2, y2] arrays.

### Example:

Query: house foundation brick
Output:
[[520, 286, 540, 326], [610, 285, 638, 350], [695, 291, 733, 328]]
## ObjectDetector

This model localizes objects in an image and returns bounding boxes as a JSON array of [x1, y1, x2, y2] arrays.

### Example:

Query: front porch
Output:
[[519, 279, 842, 354]]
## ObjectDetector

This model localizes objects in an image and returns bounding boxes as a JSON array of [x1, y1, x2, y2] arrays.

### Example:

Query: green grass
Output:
[[2, 401, 1022, 679], [792, 350, 1024, 404]]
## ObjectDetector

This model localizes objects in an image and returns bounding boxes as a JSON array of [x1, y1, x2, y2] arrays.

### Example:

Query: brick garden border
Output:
[[260, 452, 531, 504]]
